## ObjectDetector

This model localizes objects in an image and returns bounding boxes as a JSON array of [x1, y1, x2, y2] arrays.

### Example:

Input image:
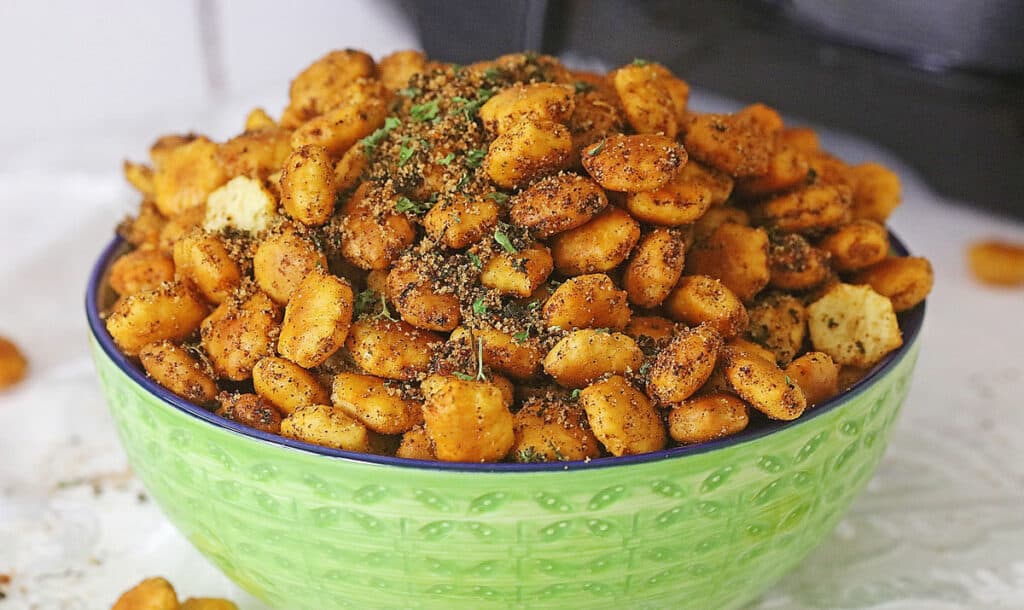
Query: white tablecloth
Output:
[[1, 90, 1023, 610]]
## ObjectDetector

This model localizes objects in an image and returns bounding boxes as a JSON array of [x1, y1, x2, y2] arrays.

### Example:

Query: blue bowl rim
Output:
[[86, 234, 924, 473]]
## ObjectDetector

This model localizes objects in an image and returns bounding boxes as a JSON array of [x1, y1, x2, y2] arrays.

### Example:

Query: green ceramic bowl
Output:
[[87, 236, 924, 610]]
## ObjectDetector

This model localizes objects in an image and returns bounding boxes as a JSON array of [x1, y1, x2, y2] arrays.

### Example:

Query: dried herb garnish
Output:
[[464, 148, 487, 169], [410, 100, 440, 122], [395, 196, 430, 214], [398, 142, 416, 166], [354, 289, 395, 320], [516, 446, 544, 463], [360, 116, 400, 155], [494, 228, 517, 253], [452, 87, 496, 120]]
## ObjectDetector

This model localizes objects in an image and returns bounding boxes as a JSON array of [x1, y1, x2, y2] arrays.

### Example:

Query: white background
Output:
[[0, 0, 417, 168], [1, 2, 1023, 609]]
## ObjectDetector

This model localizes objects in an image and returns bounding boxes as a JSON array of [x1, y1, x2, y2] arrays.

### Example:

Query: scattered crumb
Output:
[[112, 577, 238, 610], [0, 336, 28, 391], [968, 239, 1024, 286], [54, 468, 136, 494]]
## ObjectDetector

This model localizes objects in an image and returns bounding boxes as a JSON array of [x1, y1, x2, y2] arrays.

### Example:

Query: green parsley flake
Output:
[[452, 88, 496, 120], [397, 86, 421, 98], [354, 289, 378, 317], [395, 196, 430, 214], [494, 228, 517, 253], [360, 116, 400, 154], [351, 290, 396, 321], [472, 297, 487, 316], [464, 148, 487, 168], [467, 251, 482, 269], [587, 139, 605, 156], [633, 58, 649, 66], [486, 192, 509, 204], [516, 446, 544, 463], [378, 294, 396, 320], [453, 371, 474, 381], [438, 152, 456, 165], [512, 330, 529, 343], [410, 101, 440, 122], [570, 389, 581, 400], [398, 143, 415, 166]]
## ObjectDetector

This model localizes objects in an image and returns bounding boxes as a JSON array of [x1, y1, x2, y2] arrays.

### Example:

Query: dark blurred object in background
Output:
[[402, 0, 1024, 218]]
